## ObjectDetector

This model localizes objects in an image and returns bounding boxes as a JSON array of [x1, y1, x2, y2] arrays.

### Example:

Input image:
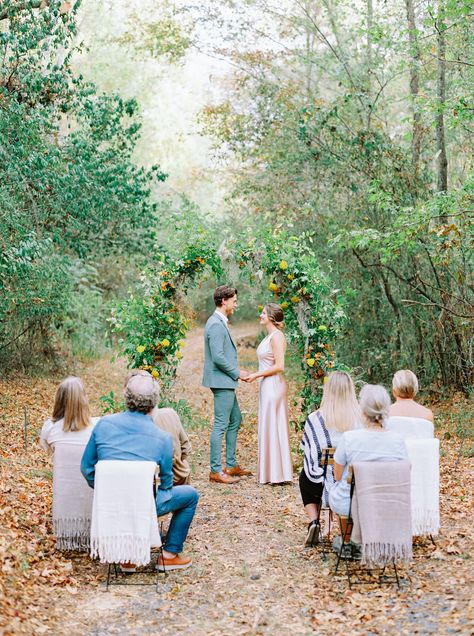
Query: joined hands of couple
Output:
[[239, 369, 259, 384]]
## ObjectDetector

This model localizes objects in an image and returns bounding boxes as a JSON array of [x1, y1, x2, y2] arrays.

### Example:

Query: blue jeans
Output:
[[156, 486, 199, 554]]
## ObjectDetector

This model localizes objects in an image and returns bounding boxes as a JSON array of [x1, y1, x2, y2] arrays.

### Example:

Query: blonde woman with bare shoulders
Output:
[[387, 369, 434, 439], [245, 304, 293, 485]]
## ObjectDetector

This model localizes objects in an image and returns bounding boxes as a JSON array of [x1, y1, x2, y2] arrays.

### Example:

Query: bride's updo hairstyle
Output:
[[359, 384, 391, 428], [265, 303, 285, 330]]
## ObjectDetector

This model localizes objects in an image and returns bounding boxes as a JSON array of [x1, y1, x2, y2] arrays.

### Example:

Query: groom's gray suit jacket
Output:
[[202, 313, 239, 389]]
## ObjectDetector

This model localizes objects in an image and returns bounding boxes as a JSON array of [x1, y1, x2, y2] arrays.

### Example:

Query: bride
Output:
[[246, 303, 293, 484]]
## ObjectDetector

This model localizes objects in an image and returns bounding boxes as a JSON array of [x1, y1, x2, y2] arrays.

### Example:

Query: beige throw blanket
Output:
[[90, 460, 161, 567], [351, 460, 412, 567], [152, 407, 191, 484], [53, 443, 94, 551]]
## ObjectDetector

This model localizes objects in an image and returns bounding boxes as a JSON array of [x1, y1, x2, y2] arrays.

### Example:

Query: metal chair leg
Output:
[[106, 563, 112, 591], [393, 561, 400, 589], [161, 546, 167, 578]]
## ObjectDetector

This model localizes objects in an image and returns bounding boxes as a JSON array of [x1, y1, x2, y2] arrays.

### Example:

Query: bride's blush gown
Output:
[[256, 332, 293, 484]]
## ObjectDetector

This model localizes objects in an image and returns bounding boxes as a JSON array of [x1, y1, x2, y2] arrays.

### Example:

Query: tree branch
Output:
[[400, 299, 474, 319], [0, 1, 50, 21]]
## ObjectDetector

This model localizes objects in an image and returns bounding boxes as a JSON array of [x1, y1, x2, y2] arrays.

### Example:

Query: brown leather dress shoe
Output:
[[224, 465, 253, 477], [209, 471, 240, 484]]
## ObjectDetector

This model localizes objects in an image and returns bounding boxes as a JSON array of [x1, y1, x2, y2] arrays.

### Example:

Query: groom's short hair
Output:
[[214, 285, 237, 307]]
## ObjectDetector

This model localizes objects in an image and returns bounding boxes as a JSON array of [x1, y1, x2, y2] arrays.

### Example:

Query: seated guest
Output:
[[329, 384, 408, 556], [300, 371, 361, 546], [81, 372, 199, 571], [387, 369, 434, 438], [40, 376, 98, 550], [152, 407, 192, 485]]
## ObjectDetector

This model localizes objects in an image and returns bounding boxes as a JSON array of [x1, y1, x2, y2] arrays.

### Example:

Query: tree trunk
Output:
[[436, 1, 448, 193], [405, 0, 422, 173], [366, 0, 373, 128]]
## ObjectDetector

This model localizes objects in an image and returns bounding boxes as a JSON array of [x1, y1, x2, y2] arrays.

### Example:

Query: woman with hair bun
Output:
[[246, 304, 293, 484], [329, 384, 408, 556]]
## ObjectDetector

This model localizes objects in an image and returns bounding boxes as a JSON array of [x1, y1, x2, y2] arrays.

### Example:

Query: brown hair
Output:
[[392, 369, 419, 399], [265, 303, 285, 330], [214, 285, 237, 307], [52, 376, 91, 432], [320, 371, 361, 432]]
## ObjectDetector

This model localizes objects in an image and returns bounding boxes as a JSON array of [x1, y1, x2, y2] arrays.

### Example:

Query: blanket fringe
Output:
[[362, 542, 412, 567], [90, 534, 152, 567], [411, 508, 440, 536], [54, 517, 91, 551]]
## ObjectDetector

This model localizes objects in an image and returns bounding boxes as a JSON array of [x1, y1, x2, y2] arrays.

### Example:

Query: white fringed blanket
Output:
[[351, 460, 412, 567], [386, 416, 434, 440], [90, 460, 161, 567], [53, 443, 94, 551], [405, 438, 440, 536]]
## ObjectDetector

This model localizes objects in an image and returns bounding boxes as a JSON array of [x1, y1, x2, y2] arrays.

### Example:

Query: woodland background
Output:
[[0, 2, 473, 634], [0, 0, 472, 396]]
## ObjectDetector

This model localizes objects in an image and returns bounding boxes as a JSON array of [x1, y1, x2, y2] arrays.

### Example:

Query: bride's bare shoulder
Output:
[[271, 330, 286, 345]]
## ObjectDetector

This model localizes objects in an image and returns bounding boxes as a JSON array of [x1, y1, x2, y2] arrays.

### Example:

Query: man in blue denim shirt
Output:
[[81, 371, 199, 571]]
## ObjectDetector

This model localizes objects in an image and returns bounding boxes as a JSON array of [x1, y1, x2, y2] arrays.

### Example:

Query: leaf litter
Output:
[[0, 325, 473, 635]]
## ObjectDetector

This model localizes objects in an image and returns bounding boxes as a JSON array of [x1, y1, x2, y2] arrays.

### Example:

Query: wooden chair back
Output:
[[320, 447, 336, 468]]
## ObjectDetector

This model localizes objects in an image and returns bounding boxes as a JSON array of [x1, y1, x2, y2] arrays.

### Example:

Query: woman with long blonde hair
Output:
[[300, 371, 361, 547], [40, 376, 98, 550]]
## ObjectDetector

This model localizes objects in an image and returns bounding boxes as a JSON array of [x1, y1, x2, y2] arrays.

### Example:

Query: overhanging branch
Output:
[[0, 1, 50, 21]]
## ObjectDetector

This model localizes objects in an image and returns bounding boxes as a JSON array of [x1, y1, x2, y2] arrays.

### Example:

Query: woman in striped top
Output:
[[300, 371, 361, 546]]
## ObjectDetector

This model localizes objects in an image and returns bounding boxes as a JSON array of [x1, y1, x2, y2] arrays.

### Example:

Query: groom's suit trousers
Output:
[[210, 388, 242, 474]]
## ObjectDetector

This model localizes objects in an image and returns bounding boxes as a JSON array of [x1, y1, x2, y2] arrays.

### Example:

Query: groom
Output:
[[203, 285, 252, 484]]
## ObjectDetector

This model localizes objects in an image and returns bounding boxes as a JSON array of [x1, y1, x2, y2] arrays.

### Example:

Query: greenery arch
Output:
[[109, 228, 346, 414]]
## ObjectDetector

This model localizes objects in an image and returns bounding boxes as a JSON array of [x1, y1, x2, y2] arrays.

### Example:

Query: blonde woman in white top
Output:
[[40, 376, 98, 550], [300, 371, 361, 546]]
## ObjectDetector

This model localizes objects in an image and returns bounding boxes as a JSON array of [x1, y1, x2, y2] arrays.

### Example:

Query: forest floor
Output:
[[1, 324, 473, 635]]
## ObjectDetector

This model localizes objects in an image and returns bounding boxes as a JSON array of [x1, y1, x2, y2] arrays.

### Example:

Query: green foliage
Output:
[[0, 1, 165, 370], [99, 390, 123, 415], [112, 5, 192, 63], [197, 0, 474, 394], [110, 204, 223, 386], [236, 228, 346, 411], [159, 398, 208, 431], [0, 234, 70, 366], [112, 215, 345, 414]]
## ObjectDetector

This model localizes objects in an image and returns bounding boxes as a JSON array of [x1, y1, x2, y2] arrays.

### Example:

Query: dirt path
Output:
[[2, 325, 473, 635]]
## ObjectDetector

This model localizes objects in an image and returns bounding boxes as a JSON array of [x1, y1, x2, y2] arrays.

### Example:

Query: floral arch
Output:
[[109, 229, 346, 414]]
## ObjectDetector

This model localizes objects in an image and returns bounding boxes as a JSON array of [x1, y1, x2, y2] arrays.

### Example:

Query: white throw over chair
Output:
[[386, 416, 434, 440], [405, 438, 440, 538], [90, 460, 163, 589]]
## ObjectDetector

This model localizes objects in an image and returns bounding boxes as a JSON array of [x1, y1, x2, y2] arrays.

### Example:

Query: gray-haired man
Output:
[[81, 372, 199, 571]]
